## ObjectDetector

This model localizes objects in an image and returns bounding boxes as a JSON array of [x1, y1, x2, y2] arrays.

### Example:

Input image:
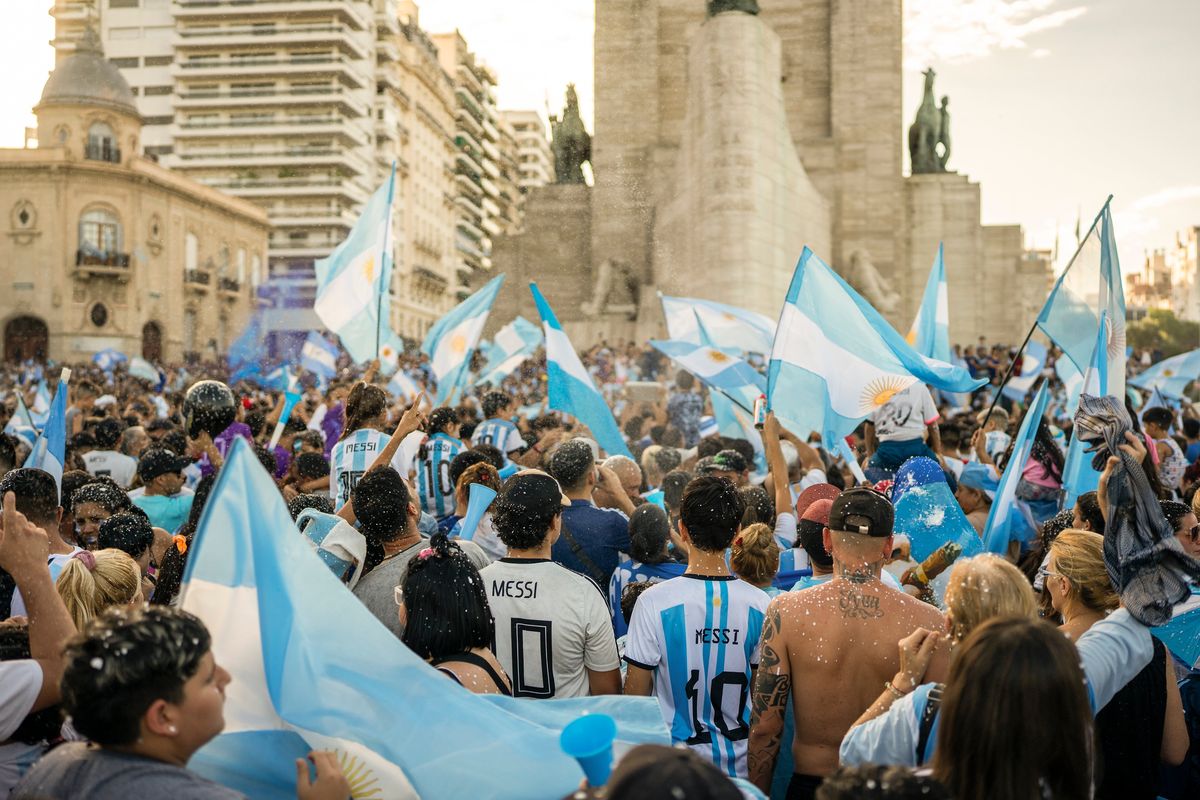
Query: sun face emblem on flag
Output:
[[859, 376, 911, 413], [705, 348, 729, 365], [1106, 316, 1126, 360], [1164, 369, 1176, 377], [380, 345, 396, 360], [721, 312, 736, 322], [904, 330, 917, 347], [336, 751, 382, 799], [361, 257, 376, 284], [450, 332, 468, 354]]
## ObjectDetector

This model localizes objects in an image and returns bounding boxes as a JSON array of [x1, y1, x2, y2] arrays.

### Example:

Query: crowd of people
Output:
[[0, 332, 1197, 800]]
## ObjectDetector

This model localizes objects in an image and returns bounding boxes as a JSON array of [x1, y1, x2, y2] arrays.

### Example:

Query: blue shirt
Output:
[[1186, 441, 1200, 463], [416, 433, 465, 518], [607, 558, 688, 636], [551, 500, 631, 588], [472, 418, 523, 458], [132, 494, 193, 534]]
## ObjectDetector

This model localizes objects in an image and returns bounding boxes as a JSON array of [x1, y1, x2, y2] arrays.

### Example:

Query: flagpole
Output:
[[376, 162, 397, 362], [981, 195, 1114, 428]]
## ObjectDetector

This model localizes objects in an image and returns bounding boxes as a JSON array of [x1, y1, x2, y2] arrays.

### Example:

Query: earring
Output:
[[167, 725, 177, 734]]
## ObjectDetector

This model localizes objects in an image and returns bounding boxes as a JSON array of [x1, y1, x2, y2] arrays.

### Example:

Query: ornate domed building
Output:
[[0, 28, 269, 363]]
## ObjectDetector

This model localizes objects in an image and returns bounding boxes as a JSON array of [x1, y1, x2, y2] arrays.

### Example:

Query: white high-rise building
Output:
[[501, 109, 553, 192]]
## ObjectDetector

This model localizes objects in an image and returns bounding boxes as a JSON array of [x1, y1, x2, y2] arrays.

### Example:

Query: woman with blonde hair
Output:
[[55, 549, 143, 630], [1045, 529, 1188, 799], [730, 522, 782, 597]]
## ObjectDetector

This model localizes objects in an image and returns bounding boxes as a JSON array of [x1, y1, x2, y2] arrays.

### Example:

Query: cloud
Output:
[[905, 0, 1088, 69]]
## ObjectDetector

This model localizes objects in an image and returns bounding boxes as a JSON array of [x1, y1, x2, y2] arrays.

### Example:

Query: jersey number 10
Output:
[[684, 670, 750, 745]]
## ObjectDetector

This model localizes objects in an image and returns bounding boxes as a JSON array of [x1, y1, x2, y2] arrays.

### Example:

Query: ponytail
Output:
[[341, 382, 388, 440], [730, 523, 782, 587], [56, 549, 142, 629]]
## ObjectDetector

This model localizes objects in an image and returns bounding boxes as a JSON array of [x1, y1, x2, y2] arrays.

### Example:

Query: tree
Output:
[[1127, 309, 1200, 357]]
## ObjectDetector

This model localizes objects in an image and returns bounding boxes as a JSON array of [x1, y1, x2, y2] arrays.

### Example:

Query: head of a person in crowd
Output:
[[1184, 418, 1200, 442], [491, 470, 570, 553], [942, 554, 1037, 643], [93, 418, 125, 451], [61, 606, 230, 764], [1045, 529, 1119, 618], [294, 430, 324, 455], [730, 522, 781, 589], [353, 467, 418, 546], [471, 443, 508, 472], [798, 497, 835, 572], [602, 454, 643, 502], [98, 512, 157, 576], [709, 449, 750, 485], [293, 452, 330, 483], [121, 425, 151, 459], [816, 764, 951, 800], [69, 430, 96, 458], [739, 485, 773, 527], [287, 493, 334, 520], [1141, 406, 1173, 439], [976, 406, 1008, 434], [679, 476, 745, 554], [0, 433, 18, 478], [661, 469, 691, 516], [449, 449, 490, 492], [651, 446, 681, 486], [1163, 498, 1200, 557], [640, 444, 665, 488], [696, 438, 725, 460], [0, 625, 64, 745], [343, 382, 389, 435], [56, 548, 143, 629], [597, 744, 742, 800], [629, 503, 674, 565], [454, 461, 502, 509], [58, 469, 92, 547], [481, 390, 514, 421], [674, 370, 696, 393], [146, 418, 175, 441], [1071, 491, 1105, 533], [427, 407, 461, 440], [621, 579, 659, 626], [624, 413, 652, 444], [244, 411, 267, 439], [823, 488, 895, 575], [138, 447, 189, 497], [0, 467, 62, 533], [932, 616, 1092, 800], [399, 532, 493, 664], [253, 444, 277, 476], [73, 380, 100, 409], [547, 438, 597, 499], [955, 463, 996, 515]]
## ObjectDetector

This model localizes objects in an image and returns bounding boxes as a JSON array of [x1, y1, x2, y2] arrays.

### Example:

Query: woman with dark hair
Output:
[[416, 407, 465, 521], [70, 480, 134, 549], [328, 382, 394, 511], [606, 504, 686, 636], [399, 533, 511, 695], [1015, 418, 1065, 524]]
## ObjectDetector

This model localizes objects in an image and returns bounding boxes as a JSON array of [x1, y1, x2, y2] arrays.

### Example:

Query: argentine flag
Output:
[[906, 244, 951, 363], [1001, 340, 1048, 404], [422, 274, 505, 404], [300, 333, 339, 381], [182, 439, 666, 799], [766, 247, 984, 446], [314, 167, 396, 364], [1129, 347, 1200, 399], [651, 313, 766, 414], [531, 283, 632, 458], [24, 368, 70, 496], [227, 311, 263, 375], [660, 294, 776, 354], [4, 393, 38, 449], [387, 370, 420, 404], [982, 381, 1050, 553], [1037, 198, 1127, 398], [475, 316, 542, 387], [377, 328, 406, 377], [92, 348, 126, 372], [1061, 314, 1111, 509]]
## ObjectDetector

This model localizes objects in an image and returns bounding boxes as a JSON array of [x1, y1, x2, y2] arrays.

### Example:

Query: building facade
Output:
[[1, 28, 267, 363], [1126, 227, 1200, 322], [502, 109, 553, 193]]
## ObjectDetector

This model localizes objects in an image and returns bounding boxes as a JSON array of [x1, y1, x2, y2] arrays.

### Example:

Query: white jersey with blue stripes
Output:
[[329, 428, 406, 510], [417, 433, 465, 519], [471, 418, 523, 457], [623, 575, 770, 778]]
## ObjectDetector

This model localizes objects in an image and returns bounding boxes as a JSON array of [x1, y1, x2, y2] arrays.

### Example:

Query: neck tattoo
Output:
[[835, 556, 884, 584]]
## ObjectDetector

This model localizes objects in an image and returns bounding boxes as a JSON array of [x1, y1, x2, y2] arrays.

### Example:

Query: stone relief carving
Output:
[[581, 258, 639, 319], [846, 249, 901, 316]]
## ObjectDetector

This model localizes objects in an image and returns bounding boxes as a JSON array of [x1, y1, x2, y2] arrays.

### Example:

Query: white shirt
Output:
[[624, 575, 771, 779], [871, 384, 939, 442], [9, 550, 84, 618], [127, 486, 194, 500], [81, 450, 138, 488], [481, 558, 619, 699], [329, 429, 409, 510], [0, 661, 42, 740]]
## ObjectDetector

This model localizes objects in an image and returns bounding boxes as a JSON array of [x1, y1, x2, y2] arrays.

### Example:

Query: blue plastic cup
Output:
[[560, 713, 618, 787]]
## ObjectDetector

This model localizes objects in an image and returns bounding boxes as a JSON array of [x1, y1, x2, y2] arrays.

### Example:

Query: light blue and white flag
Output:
[[24, 368, 70, 496], [766, 248, 984, 445], [128, 357, 165, 389], [376, 328, 406, 377], [660, 294, 776, 354], [422, 274, 505, 404], [227, 312, 263, 376], [182, 438, 666, 799], [475, 316, 542, 387], [313, 167, 396, 364], [92, 348, 126, 372], [1061, 314, 1112, 509], [982, 381, 1050, 553], [300, 333, 339, 381], [648, 337, 765, 415], [1036, 198, 1126, 398], [1001, 341, 1048, 404], [531, 283, 632, 458], [906, 244, 951, 363], [30, 381, 51, 427], [387, 370, 421, 404], [1154, 590, 1200, 668], [1129, 347, 1200, 399]]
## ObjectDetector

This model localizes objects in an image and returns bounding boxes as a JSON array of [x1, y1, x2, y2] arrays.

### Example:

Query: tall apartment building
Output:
[[500, 109, 553, 231], [429, 31, 501, 292], [1127, 226, 1200, 322], [49, 0, 465, 342]]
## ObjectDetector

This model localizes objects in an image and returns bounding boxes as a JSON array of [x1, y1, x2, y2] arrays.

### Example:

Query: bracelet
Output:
[[884, 680, 909, 700]]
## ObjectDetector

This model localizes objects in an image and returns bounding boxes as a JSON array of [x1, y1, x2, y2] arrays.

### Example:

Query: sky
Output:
[[2, 0, 1197, 276]]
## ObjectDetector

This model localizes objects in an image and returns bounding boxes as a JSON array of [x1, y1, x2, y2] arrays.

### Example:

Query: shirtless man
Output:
[[746, 487, 946, 798]]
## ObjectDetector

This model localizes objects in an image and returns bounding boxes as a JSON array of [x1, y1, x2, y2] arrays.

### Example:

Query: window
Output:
[[143, 85, 173, 96], [79, 209, 122, 255], [90, 303, 109, 327], [144, 55, 173, 67], [110, 57, 139, 68], [185, 232, 198, 272], [237, 248, 246, 284], [86, 122, 119, 163], [144, 116, 173, 126], [251, 254, 262, 287], [109, 0, 140, 7]]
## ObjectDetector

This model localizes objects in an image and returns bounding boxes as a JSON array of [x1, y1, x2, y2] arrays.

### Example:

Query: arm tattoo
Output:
[[758, 605, 783, 671], [748, 670, 791, 788], [838, 582, 884, 619]]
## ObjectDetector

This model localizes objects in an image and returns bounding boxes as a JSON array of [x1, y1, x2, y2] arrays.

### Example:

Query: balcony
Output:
[[84, 143, 121, 164], [174, 24, 370, 59], [174, 55, 368, 88], [175, 147, 370, 174], [201, 176, 369, 204], [218, 276, 242, 296], [74, 249, 130, 281], [174, 87, 368, 117], [184, 268, 211, 292], [177, 116, 368, 145], [173, 1, 370, 31]]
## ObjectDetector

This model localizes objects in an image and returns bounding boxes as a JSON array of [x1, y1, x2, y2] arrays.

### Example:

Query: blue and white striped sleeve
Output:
[[1075, 607, 1153, 714], [838, 684, 927, 768]]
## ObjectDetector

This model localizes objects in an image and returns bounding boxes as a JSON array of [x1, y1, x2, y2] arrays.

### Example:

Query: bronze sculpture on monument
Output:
[[707, 0, 760, 15], [549, 84, 591, 185]]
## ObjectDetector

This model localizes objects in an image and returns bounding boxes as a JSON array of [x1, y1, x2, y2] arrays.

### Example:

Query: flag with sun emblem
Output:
[[313, 167, 396, 364], [422, 274, 505, 403], [983, 381, 1050, 553], [1036, 198, 1127, 398], [766, 247, 984, 446], [474, 315, 543, 387], [182, 439, 668, 799], [660, 294, 776, 354], [1129, 347, 1200, 399], [650, 313, 766, 414], [531, 283, 633, 458], [906, 243, 951, 363]]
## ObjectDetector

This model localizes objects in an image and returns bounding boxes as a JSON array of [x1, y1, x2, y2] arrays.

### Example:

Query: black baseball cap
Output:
[[827, 487, 894, 538], [137, 447, 190, 481], [498, 469, 570, 513], [712, 449, 748, 473]]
